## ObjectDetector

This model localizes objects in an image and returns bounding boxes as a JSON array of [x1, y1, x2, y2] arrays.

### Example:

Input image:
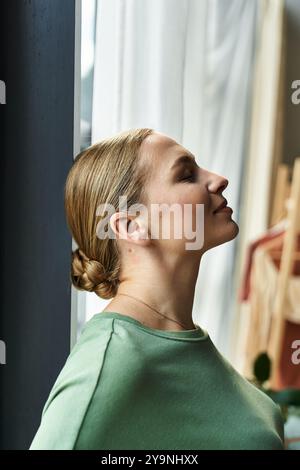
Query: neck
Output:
[[108, 250, 202, 331]]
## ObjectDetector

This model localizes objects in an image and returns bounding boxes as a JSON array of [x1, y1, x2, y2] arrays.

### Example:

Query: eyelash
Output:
[[180, 174, 195, 183]]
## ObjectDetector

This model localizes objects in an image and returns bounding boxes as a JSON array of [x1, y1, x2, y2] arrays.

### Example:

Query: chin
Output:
[[229, 219, 239, 238], [220, 220, 239, 244], [205, 220, 240, 251]]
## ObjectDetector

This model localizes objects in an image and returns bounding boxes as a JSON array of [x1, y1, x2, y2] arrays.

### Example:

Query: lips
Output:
[[213, 198, 228, 213]]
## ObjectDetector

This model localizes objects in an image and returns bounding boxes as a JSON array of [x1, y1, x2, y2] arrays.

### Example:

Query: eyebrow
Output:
[[170, 154, 196, 171]]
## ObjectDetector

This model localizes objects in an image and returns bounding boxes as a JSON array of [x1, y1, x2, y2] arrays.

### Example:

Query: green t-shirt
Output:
[[29, 311, 284, 450]]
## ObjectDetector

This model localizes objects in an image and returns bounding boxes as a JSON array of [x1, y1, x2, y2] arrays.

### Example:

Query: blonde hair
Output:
[[64, 128, 154, 299]]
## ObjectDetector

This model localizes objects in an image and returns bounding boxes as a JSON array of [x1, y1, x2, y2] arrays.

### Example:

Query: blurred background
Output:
[[1, 0, 300, 450]]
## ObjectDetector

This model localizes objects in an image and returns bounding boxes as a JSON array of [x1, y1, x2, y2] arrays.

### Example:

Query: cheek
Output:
[[146, 184, 211, 240], [178, 185, 208, 203], [174, 191, 210, 240], [177, 188, 212, 220]]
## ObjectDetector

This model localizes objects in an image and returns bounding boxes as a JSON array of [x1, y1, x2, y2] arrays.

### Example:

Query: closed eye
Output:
[[179, 173, 196, 182]]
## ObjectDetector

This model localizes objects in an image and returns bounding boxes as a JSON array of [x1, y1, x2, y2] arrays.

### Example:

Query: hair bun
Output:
[[71, 248, 117, 299]]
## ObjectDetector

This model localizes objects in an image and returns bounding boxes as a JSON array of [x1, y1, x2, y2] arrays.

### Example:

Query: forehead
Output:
[[140, 132, 190, 170]]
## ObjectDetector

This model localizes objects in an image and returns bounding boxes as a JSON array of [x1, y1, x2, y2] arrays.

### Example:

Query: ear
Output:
[[109, 212, 150, 246]]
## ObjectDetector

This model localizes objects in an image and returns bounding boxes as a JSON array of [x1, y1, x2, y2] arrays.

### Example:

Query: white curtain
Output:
[[86, 0, 258, 354], [231, 0, 285, 372]]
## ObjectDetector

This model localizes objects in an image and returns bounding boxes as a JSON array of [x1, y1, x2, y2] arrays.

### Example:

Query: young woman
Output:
[[30, 128, 284, 450]]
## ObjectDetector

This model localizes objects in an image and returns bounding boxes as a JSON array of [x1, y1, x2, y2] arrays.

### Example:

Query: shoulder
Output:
[[211, 343, 285, 445], [247, 382, 285, 447], [246, 381, 285, 442], [30, 316, 139, 450], [232, 366, 285, 443]]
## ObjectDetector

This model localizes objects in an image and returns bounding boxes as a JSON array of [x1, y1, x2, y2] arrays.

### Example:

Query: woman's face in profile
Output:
[[138, 131, 239, 254]]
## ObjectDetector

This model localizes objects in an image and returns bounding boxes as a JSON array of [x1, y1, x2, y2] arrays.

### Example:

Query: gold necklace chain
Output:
[[117, 292, 197, 331]]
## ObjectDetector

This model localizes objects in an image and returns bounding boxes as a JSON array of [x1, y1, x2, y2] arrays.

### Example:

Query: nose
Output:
[[207, 172, 229, 194]]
